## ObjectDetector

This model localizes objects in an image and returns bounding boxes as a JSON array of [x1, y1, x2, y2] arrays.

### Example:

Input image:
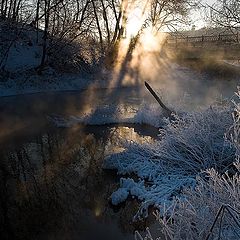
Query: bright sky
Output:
[[125, 0, 218, 36], [191, 0, 217, 30]]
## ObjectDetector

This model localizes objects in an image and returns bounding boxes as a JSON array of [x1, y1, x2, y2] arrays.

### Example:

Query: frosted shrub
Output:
[[154, 105, 234, 174], [136, 88, 240, 240], [105, 104, 235, 176], [104, 103, 235, 216], [153, 167, 240, 240]]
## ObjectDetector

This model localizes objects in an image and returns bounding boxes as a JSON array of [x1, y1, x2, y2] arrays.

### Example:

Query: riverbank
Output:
[[177, 58, 240, 80], [0, 69, 107, 97]]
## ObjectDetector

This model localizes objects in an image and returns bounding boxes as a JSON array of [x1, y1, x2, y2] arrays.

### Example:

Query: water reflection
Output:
[[0, 124, 157, 240]]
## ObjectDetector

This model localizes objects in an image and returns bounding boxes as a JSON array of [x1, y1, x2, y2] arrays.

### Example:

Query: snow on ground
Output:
[[0, 70, 107, 97], [0, 21, 237, 100], [0, 22, 43, 71], [0, 21, 108, 97], [4, 42, 41, 72]]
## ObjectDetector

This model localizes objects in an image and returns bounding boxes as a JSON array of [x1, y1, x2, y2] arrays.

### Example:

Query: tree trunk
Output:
[[91, 0, 104, 52], [39, 0, 50, 72]]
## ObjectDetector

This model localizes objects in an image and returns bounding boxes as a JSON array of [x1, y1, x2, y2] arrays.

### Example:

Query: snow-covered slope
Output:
[[0, 21, 43, 71]]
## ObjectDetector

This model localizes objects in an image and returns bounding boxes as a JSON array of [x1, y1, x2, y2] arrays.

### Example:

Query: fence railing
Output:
[[166, 33, 239, 45]]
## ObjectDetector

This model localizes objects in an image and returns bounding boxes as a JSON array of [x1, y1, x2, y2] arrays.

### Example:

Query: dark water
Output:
[[0, 88, 160, 240], [0, 123, 160, 240]]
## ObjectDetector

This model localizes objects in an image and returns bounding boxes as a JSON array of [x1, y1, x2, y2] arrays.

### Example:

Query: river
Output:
[[0, 61, 239, 240]]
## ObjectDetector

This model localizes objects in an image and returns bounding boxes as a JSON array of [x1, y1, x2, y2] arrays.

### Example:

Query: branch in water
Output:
[[144, 81, 173, 117]]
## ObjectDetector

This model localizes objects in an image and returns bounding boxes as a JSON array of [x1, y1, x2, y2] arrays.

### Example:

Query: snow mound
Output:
[[111, 178, 146, 206], [0, 22, 43, 72], [111, 188, 129, 205], [51, 102, 166, 128]]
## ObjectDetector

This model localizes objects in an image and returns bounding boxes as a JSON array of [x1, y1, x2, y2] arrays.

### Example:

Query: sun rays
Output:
[[110, 1, 168, 88]]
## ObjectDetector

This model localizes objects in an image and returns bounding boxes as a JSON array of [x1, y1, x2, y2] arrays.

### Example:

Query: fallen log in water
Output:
[[144, 81, 173, 117]]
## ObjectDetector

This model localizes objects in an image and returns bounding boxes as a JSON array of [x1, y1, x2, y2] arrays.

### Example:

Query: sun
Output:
[[125, 7, 144, 38]]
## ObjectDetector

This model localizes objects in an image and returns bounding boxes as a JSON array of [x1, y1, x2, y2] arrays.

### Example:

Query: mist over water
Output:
[[0, 51, 238, 143], [102, 29, 239, 116]]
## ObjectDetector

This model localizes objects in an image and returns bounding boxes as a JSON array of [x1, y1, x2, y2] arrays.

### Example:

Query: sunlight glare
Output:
[[139, 29, 167, 52], [110, 1, 169, 87], [126, 7, 144, 38]]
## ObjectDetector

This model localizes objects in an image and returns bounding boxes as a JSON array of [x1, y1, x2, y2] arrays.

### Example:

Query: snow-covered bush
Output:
[[153, 167, 240, 240], [229, 87, 240, 157], [135, 88, 240, 240], [104, 103, 235, 217], [152, 105, 234, 174]]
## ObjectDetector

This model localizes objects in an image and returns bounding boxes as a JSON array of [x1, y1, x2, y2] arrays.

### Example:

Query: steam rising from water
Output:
[[57, 0, 237, 126], [0, 2, 239, 141]]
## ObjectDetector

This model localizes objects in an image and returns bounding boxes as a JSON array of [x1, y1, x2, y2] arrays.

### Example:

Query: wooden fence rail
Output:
[[166, 33, 239, 45]]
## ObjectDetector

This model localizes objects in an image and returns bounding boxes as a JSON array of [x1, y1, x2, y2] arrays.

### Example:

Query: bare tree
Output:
[[208, 0, 240, 31], [148, 0, 194, 33], [0, 0, 30, 21]]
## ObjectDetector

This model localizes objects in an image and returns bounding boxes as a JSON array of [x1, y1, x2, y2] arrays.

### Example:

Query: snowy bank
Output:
[[0, 70, 107, 97], [51, 102, 166, 128]]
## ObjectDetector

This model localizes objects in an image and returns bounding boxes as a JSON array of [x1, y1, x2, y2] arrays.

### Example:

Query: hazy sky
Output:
[[191, 0, 217, 29], [203, 0, 216, 4]]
